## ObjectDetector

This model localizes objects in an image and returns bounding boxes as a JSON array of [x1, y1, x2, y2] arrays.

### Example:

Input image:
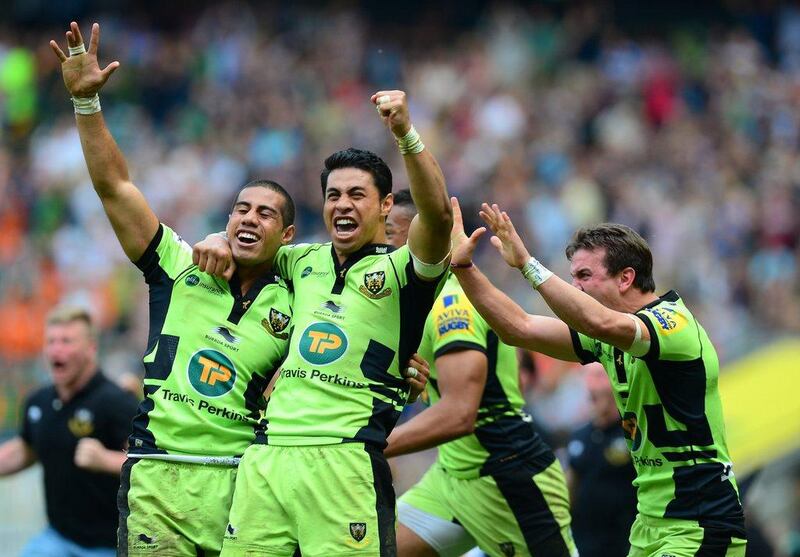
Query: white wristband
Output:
[[395, 125, 425, 155], [72, 94, 101, 115], [520, 256, 553, 289]]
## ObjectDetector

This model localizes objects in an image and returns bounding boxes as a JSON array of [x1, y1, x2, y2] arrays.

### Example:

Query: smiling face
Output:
[[44, 320, 97, 390], [226, 187, 295, 268], [323, 167, 393, 257]]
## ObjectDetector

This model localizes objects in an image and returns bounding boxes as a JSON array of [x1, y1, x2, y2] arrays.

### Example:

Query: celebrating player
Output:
[[50, 22, 297, 556], [195, 92, 452, 556], [448, 198, 747, 557], [384, 190, 577, 557]]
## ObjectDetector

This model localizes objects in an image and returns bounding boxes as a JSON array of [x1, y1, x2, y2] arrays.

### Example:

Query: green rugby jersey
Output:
[[128, 224, 293, 457], [418, 275, 551, 478], [261, 242, 445, 447], [570, 291, 744, 528]]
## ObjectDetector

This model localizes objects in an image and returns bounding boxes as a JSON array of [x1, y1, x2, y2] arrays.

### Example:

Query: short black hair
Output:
[[320, 148, 392, 198], [565, 223, 655, 293], [232, 179, 295, 227], [392, 188, 416, 211]]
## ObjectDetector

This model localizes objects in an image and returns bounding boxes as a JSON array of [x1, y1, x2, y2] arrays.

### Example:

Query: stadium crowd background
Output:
[[1, 0, 799, 555]]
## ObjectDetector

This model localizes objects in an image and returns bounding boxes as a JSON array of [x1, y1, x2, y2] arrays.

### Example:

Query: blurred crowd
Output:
[[1, 1, 800, 445]]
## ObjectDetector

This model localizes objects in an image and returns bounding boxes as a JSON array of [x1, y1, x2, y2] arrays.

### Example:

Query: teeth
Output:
[[237, 232, 258, 241], [335, 218, 356, 226]]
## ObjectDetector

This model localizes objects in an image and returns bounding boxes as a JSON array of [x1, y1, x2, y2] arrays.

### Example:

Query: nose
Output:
[[240, 209, 258, 226]]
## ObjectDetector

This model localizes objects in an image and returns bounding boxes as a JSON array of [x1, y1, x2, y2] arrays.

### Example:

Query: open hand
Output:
[[450, 197, 487, 267], [50, 22, 119, 98], [479, 203, 531, 269]]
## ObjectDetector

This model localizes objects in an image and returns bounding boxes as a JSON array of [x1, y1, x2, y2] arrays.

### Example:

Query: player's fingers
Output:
[[100, 61, 120, 80], [490, 235, 503, 252], [210, 256, 225, 278], [468, 226, 487, 245], [451, 197, 464, 224], [88, 22, 99, 55], [50, 40, 67, 62], [223, 263, 236, 282], [196, 252, 208, 272], [66, 30, 76, 48], [71, 21, 84, 47]]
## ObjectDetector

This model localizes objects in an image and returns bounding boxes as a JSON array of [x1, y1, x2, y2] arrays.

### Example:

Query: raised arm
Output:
[[50, 22, 158, 262], [448, 198, 579, 361], [372, 91, 452, 268], [475, 202, 648, 353]]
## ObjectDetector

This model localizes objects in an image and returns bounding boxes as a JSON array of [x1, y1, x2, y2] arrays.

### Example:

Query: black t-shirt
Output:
[[20, 372, 138, 548], [567, 421, 638, 557]]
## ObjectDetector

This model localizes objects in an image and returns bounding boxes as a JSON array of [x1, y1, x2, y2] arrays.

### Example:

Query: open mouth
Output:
[[51, 360, 67, 372], [236, 230, 260, 246], [334, 217, 358, 235]]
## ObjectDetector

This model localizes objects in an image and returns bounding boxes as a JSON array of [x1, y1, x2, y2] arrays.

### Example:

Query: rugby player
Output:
[[50, 22, 297, 556], [195, 92, 452, 556], [384, 190, 577, 557], [449, 198, 747, 557]]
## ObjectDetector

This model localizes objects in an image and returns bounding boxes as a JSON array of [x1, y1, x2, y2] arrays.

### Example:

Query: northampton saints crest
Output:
[[262, 308, 290, 339], [359, 271, 391, 299], [349, 522, 367, 542]]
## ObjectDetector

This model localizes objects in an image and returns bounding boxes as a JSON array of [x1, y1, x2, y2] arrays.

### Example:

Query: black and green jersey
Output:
[[418, 275, 551, 478], [570, 291, 744, 528], [261, 242, 445, 447], [128, 224, 293, 457]]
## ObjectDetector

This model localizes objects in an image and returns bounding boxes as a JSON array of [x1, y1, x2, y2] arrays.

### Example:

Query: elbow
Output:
[[452, 409, 477, 437], [583, 312, 615, 340]]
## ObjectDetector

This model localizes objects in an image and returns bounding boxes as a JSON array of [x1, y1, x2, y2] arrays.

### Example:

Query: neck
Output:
[[237, 260, 274, 295], [56, 367, 96, 402], [619, 290, 659, 314]]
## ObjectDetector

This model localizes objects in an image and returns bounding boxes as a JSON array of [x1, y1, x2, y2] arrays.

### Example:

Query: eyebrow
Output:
[[327, 185, 367, 195], [234, 201, 278, 214]]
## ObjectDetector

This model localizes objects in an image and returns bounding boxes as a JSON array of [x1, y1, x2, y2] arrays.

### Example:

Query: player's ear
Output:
[[380, 193, 393, 218], [281, 224, 296, 244], [618, 267, 636, 292]]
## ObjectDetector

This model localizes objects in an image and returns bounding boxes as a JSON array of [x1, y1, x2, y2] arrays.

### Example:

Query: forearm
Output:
[[385, 403, 473, 458], [453, 265, 533, 344], [75, 112, 131, 197], [98, 449, 128, 474], [536, 275, 619, 339], [404, 149, 453, 262]]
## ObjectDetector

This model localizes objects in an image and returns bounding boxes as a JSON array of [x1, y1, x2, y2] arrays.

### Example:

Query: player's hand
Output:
[[479, 203, 531, 269], [74, 437, 109, 472], [403, 353, 430, 403], [193, 233, 236, 280], [371, 90, 411, 138], [50, 22, 119, 98], [450, 196, 486, 267]]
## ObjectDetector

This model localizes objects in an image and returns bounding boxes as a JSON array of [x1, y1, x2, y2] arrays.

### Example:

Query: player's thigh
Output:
[[450, 459, 576, 557], [627, 515, 747, 557], [119, 458, 237, 557], [290, 444, 396, 557], [398, 466, 477, 557], [220, 445, 297, 557]]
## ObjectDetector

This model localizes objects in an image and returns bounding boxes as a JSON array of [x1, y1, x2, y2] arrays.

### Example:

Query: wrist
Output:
[[395, 125, 425, 155], [450, 260, 473, 269], [520, 256, 553, 289], [72, 93, 101, 115]]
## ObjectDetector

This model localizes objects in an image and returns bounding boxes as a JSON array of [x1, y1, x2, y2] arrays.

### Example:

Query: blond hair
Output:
[[46, 305, 97, 340]]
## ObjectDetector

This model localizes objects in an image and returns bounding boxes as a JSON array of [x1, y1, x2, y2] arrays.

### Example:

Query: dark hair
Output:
[[320, 148, 392, 198], [232, 179, 295, 227], [565, 223, 656, 293], [392, 188, 416, 211]]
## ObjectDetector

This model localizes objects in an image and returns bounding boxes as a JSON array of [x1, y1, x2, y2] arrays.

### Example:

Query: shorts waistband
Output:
[[128, 453, 240, 466]]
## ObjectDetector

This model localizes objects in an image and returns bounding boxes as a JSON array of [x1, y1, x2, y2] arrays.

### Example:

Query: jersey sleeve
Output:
[[635, 304, 700, 361], [273, 243, 319, 281], [134, 223, 194, 283], [569, 328, 601, 365], [429, 290, 490, 359]]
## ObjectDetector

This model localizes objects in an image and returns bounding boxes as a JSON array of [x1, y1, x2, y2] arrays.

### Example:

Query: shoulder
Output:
[[24, 385, 54, 408], [90, 376, 138, 408]]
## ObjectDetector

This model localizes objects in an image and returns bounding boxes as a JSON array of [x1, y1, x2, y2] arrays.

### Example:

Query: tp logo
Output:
[[299, 322, 348, 365], [187, 349, 237, 397]]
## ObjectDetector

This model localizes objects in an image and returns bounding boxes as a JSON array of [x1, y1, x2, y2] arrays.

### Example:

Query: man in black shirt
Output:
[[566, 363, 637, 557], [0, 306, 138, 556]]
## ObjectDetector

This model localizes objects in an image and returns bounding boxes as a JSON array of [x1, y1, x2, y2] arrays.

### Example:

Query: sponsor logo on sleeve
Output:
[[298, 322, 348, 365], [187, 349, 237, 397], [646, 306, 687, 335], [359, 271, 392, 299], [435, 299, 472, 338]]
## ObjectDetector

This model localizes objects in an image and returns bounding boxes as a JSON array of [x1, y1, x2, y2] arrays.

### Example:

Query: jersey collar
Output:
[[637, 289, 680, 312], [227, 271, 282, 325], [330, 243, 395, 295]]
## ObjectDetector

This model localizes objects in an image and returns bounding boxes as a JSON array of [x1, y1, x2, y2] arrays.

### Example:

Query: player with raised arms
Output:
[[195, 91, 452, 556], [447, 198, 747, 557], [50, 21, 300, 556]]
